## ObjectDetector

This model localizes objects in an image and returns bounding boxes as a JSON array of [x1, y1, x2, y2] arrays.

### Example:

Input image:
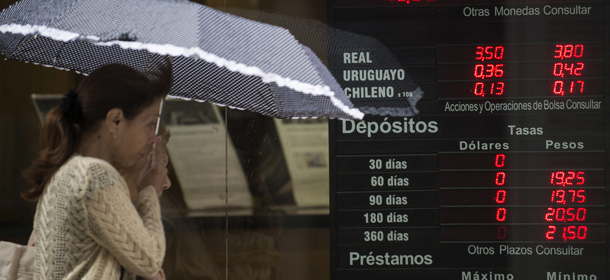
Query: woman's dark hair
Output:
[[22, 62, 172, 201]]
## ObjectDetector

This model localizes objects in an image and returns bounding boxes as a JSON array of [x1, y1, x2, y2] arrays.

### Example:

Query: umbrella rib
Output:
[[145, 54, 153, 73], [4, 34, 37, 61], [268, 84, 281, 118]]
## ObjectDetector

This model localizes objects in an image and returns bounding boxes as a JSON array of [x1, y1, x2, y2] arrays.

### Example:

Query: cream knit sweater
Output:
[[33, 155, 165, 279]]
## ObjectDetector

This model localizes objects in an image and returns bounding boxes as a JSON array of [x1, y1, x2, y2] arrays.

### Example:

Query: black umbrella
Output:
[[0, 0, 364, 119]]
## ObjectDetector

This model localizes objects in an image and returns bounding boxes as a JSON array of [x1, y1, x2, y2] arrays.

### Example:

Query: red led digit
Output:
[[491, 82, 504, 96], [574, 81, 584, 93], [550, 171, 565, 186], [472, 46, 505, 97], [563, 45, 573, 58], [475, 46, 484, 61], [474, 64, 484, 78], [565, 208, 576, 221], [473, 64, 489, 78], [577, 226, 587, 240], [563, 226, 576, 241], [554, 44, 584, 59], [495, 172, 506, 186], [562, 225, 587, 241], [545, 208, 555, 221], [490, 82, 498, 95], [493, 152, 507, 228], [474, 82, 485, 97], [544, 207, 586, 222], [484, 46, 494, 60], [556, 208, 566, 221], [472, 82, 504, 97], [552, 189, 586, 205], [574, 45, 584, 57], [551, 171, 585, 186], [496, 208, 506, 222], [574, 62, 584, 75], [497, 226, 507, 240], [566, 171, 576, 186], [495, 190, 506, 204], [493, 46, 504, 59], [556, 190, 565, 204], [485, 46, 504, 60], [551, 189, 566, 204], [567, 190, 576, 202], [576, 171, 585, 184], [576, 190, 586, 203], [473, 63, 504, 79], [554, 81, 585, 96], [554, 45, 563, 59], [546, 225, 557, 240], [494, 154, 505, 167], [564, 63, 574, 76], [553, 63, 585, 78], [547, 225, 587, 241], [556, 171, 565, 184], [553, 63, 564, 77], [552, 44, 585, 96], [553, 81, 565, 96], [475, 45, 504, 61], [493, 64, 504, 77], [555, 171, 566, 186], [574, 45, 585, 58], [576, 208, 586, 221]]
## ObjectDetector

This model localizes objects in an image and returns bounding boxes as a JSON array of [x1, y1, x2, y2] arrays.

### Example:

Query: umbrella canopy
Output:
[[0, 0, 364, 120], [224, 8, 423, 117]]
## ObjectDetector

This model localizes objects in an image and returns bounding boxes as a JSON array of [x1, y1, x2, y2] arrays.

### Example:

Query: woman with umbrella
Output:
[[22, 63, 171, 279]]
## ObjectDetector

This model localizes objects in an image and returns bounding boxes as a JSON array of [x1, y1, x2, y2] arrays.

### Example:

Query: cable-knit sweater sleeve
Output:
[[83, 162, 165, 278]]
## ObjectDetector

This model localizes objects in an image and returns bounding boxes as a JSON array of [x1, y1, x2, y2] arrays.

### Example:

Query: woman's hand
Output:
[[137, 137, 169, 198]]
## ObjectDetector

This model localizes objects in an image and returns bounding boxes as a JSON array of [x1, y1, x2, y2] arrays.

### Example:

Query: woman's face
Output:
[[115, 98, 161, 169]]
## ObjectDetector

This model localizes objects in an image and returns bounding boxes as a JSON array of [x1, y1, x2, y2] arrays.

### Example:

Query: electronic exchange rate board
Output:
[[328, 1, 609, 279]]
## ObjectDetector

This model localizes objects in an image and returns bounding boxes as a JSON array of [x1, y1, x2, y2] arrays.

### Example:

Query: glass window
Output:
[[1, 0, 608, 279]]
